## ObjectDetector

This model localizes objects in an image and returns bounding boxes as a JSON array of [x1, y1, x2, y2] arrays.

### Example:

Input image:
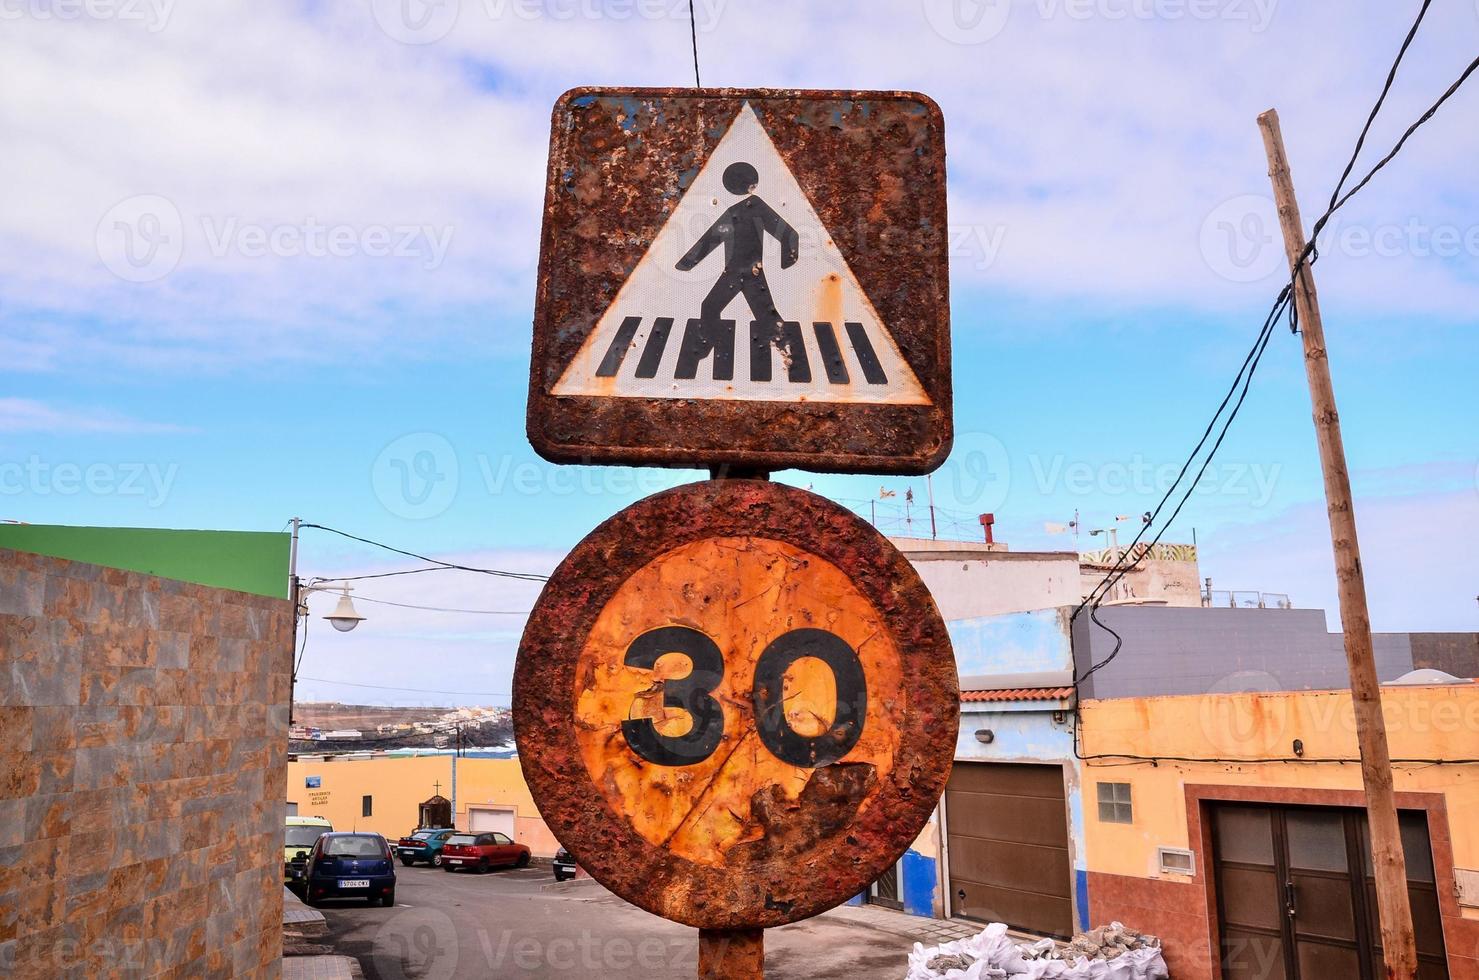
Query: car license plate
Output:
[[339, 879, 370, 889], [398, 848, 416, 854], [447, 857, 463, 864]]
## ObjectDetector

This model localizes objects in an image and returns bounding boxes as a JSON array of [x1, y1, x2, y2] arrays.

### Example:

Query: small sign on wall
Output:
[[1456, 868, 1479, 909], [305, 776, 321, 788]]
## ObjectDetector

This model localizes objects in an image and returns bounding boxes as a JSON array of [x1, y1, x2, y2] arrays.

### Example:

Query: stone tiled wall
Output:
[[0, 548, 292, 978]]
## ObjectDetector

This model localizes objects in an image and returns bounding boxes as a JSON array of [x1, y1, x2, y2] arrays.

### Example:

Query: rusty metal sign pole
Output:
[[699, 467, 767, 980], [699, 927, 763, 980]]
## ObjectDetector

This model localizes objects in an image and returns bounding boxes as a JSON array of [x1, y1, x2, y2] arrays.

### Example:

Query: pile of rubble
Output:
[[1049, 923, 1163, 964], [907, 921, 1169, 979]]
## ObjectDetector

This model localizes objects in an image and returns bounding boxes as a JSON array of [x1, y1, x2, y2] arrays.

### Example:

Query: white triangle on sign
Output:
[[552, 103, 931, 405]]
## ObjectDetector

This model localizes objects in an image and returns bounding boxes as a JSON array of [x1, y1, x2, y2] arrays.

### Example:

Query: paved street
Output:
[[315, 864, 917, 979]]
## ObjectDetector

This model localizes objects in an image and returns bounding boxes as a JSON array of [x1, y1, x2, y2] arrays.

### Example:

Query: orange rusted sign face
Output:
[[514, 480, 958, 929], [574, 535, 903, 866]]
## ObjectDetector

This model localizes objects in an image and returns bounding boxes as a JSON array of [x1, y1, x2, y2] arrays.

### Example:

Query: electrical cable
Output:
[[345, 594, 531, 616], [292, 611, 310, 680], [1067, 5, 1479, 766], [1321, 0, 1430, 218], [319, 567, 477, 584], [687, 0, 701, 88], [1077, 0, 1471, 621], [1075, 0, 1477, 650], [298, 523, 550, 582], [1078, 292, 1287, 683]]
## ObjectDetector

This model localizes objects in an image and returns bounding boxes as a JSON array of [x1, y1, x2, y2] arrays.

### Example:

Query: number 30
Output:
[[619, 626, 867, 769]]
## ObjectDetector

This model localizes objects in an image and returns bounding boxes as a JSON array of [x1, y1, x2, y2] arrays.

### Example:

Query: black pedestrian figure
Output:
[[674, 162, 801, 382]]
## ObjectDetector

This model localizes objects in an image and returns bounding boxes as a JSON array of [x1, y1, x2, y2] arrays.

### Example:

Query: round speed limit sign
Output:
[[513, 480, 959, 929]]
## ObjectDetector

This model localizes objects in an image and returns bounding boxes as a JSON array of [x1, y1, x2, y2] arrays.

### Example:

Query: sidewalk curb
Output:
[[539, 876, 606, 895], [283, 886, 328, 936]]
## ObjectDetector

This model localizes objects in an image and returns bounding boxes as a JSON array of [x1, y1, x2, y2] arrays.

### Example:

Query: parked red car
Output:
[[440, 831, 531, 873]]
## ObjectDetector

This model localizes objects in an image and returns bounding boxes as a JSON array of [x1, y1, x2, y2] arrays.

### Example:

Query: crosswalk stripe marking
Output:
[[634, 316, 674, 379], [596, 316, 644, 378], [676, 318, 735, 381], [845, 321, 888, 385], [749, 321, 812, 384], [813, 322, 850, 384]]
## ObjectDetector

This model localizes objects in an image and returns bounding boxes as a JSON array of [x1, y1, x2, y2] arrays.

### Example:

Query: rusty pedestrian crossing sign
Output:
[[528, 88, 952, 474], [513, 481, 959, 929]]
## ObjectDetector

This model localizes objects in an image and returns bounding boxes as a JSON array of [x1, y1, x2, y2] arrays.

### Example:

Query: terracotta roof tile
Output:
[[961, 687, 1074, 703]]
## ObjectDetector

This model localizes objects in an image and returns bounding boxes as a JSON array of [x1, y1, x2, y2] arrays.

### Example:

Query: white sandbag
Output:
[[905, 922, 1169, 980]]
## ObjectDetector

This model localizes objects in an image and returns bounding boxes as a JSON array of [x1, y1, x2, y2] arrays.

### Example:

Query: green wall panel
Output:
[[0, 524, 290, 599]]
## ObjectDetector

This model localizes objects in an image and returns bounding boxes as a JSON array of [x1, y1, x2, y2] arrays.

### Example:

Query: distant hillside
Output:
[[293, 702, 451, 729], [290, 702, 513, 751]]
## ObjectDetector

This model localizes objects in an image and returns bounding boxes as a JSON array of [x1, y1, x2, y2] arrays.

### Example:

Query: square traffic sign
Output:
[[528, 87, 952, 474]]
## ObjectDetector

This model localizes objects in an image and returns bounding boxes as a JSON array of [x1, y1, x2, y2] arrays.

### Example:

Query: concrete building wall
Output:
[[0, 547, 292, 978], [950, 701, 1088, 933], [1077, 686, 1479, 980], [285, 755, 561, 857], [949, 607, 1075, 685], [1081, 559, 1203, 607], [1411, 632, 1479, 679], [901, 548, 1080, 621], [1072, 606, 1419, 699]]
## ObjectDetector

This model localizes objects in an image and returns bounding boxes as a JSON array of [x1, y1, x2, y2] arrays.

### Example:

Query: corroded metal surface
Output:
[[528, 88, 952, 475], [513, 480, 959, 929], [698, 929, 764, 979]]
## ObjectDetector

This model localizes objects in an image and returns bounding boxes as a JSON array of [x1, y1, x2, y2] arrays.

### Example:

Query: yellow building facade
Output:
[[1078, 685, 1479, 979], [285, 755, 561, 857]]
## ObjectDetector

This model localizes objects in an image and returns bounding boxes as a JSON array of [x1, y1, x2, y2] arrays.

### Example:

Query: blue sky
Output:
[[2, 0, 1476, 705]]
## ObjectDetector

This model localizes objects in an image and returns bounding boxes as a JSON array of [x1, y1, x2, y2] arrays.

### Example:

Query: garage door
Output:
[[467, 806, 515, 836], [945, 762, 1073, 939], [1212, 802, 1448, 979]]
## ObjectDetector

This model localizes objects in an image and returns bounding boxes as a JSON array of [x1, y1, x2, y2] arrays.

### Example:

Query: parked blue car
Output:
[[304, 832, 396, 907], [395, 828, 457, 867]]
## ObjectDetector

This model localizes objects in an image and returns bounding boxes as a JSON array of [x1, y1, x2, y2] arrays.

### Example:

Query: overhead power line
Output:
[[1070, 2, 1479, 765], [686, 0, 701, 87], [348, 594, 532, 616], [1076, 0, 1472, 650], [298, 523, 551, 583]]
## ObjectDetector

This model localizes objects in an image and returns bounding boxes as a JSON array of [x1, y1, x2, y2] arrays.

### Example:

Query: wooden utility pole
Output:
[[1257, 108, 1417, 979]]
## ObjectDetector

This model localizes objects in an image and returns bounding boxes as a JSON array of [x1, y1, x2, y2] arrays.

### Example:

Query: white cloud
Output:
[[292, 546, 560, 707], [2, 0, 1477, 373], [0, 397, 191, 434], [1200, 486, 1479, 632]]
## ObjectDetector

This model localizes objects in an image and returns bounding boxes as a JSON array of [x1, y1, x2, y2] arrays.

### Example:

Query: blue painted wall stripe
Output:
[[1075, 869, 1090, 932], [902, 850, 938, 917]]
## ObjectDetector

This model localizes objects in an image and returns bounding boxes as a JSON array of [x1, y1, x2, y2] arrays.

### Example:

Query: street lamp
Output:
[[323, 587, 366, 633], [298, 581, 367, 633]]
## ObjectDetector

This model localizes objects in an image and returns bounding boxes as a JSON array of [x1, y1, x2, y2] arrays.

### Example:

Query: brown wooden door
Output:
[[869, 862, 902, 910], [1211, 802, 1448, 980], [945, 762, 1073, 939]]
